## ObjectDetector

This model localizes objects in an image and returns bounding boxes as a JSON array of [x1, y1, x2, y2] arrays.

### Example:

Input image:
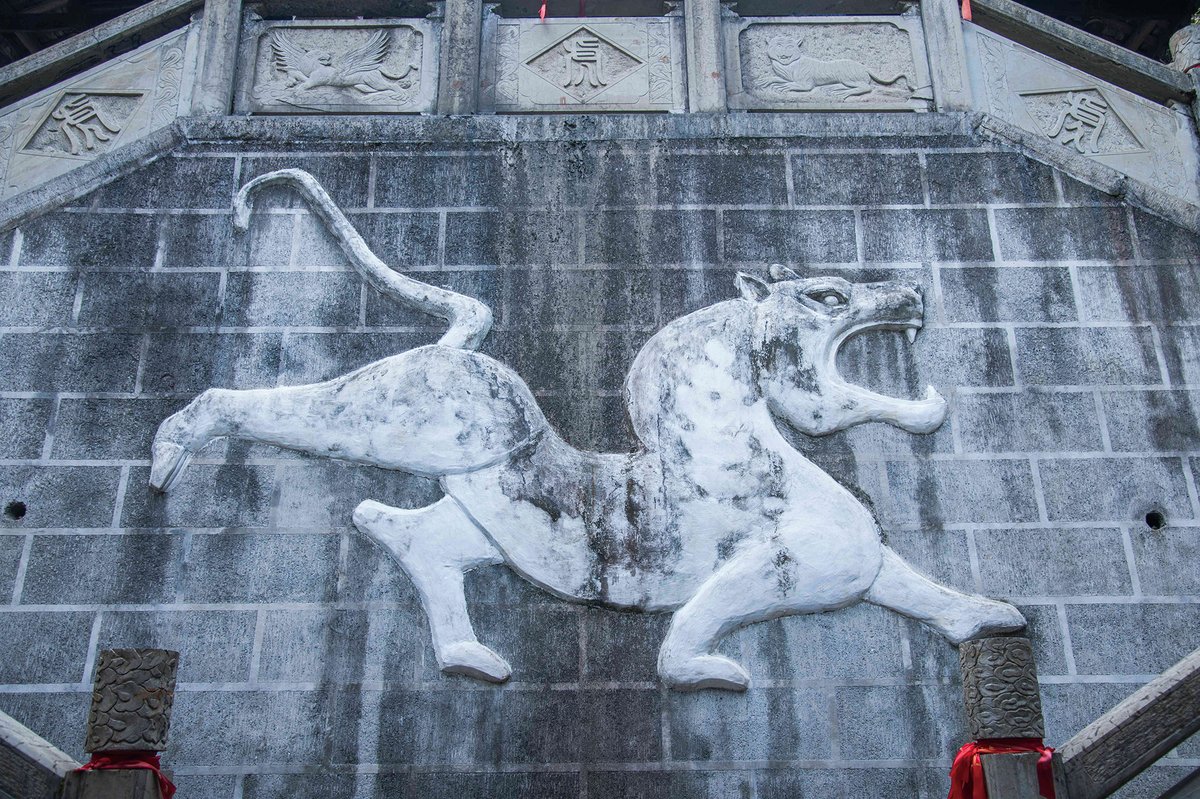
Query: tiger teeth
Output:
[[905, 327, 917, 344]]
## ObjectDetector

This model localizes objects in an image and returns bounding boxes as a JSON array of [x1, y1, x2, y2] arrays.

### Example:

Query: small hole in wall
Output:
[[3, 501, 26, 521], [1145, 510, 1167, 530]]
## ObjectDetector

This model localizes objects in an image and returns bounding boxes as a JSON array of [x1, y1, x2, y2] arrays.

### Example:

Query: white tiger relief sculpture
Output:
[[760, 35, 913, 100], [150, 169, 1025, 691]]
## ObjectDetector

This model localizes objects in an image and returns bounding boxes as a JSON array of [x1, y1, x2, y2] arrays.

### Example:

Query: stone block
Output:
[[1076, 264, 1200, 323], [367, 268, 500, 328], [122, 465, 274, 529], [974, 527, 1132, 597], [588, 771, 752, 798], [583, 210, 719, 266], [957, 391, 1103, 453], [1059, 176, 1121, 205], [882, 527, 975, 593], [18, 213, 159, 269], [0, 333, 141, 392], [939, 266, 1076, 322], [492, 329, 632, 394], [78, 272, 221, 329], [925, 151, 1057, 205], [159, 213, 235, 270], [583, 607, 668, 682], [578, 689, 662, 762], [167, 775, 237, 799], [423, 603, 579, 684], [1015, 327, 1161, 386], [0, 612, 93, 683], [1133, 210, 1200, 261], [1159, 327, 1200, 386], [289, 214, 356, 270], [351, 212, 441, 269], [1066, 603, 1200, 675], [1131, 526, 1200, 595], [503, 269, 647, 330], [444, 211, 580, 266], [655, 153, 787, 205], [785, 412, 954, 460], [168, 690, 329, 766], [1038, 457, 1193, 523], [669, 687, 832, 760], [0, 272, 77, 326], [78, 155, 236, 210], [240, 156, 371, 210], [0, 535, 21, 599], [141, 332, 282, 393], [240, 212, 294, 269], [1040, 681, 1146, 747], [0, 399, 52, 459], [278, 331, 436, 385], [861, 209, 993, 262], [97, 611, 255, 684], [21, 534, 183, 605], [244, 772, 579, 799], [275, 461, 440, 531], [737, 602, 904, 681], [0, 691, 90, 761], [884, 458, 1038, 525], [658, 268, 741, 322], [221, 272, 361, 327], [1103, 390, 1200, 452], [841, 326, 1014, 393], [722, 210, 857, 264], [258, 607, 422, 684], [790, 153, 923, 206], [994, 207, 1134, 261], [375, 154, 502, 209], [180, 533, 339, 603], [52, 399, 183, 460], [909, 603, 1068, 680], [758, 768, 929, 799], [835, 684, 966, 759], [0, 466, 120, 529], [463, 563, 560, 609]]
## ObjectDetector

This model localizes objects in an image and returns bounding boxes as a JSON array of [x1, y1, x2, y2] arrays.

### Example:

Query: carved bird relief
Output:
[[268, 29, 418, 97]]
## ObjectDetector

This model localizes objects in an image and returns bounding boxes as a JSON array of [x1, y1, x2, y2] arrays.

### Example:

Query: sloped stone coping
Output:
[[0, 709, 81, 799]]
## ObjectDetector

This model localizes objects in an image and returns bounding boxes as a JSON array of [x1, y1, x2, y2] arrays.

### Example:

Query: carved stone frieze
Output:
[[85, 648, 179, 753], [959, 636, 1045, 740], [481, 15, 685, 113], [0, 25, 195, 200], [967, 24, 1199, 205], [724, 15, 933, 111], [237, 18, 439, 115]]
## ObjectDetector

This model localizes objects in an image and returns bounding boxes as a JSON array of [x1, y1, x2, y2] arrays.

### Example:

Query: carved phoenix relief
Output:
[[150, 170, 1026, 692], [265, 29, 419, 102]]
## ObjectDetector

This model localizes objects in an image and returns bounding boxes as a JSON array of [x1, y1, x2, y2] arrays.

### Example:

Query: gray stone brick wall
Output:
[[1, 127, 1198, 799]]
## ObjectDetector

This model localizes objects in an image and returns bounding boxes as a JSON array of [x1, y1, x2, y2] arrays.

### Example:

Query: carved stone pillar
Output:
[[1170, 25, 1200, 76], [61, 649, 179, 799], [959, 636, 1045, 739], [921, 0, 973, 111], [190, 0, 243, 115], [683, 0, 727, 112], [438, 0, 484, 114]]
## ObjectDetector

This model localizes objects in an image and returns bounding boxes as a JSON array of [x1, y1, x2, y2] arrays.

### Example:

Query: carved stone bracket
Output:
[[85, 649, 179, 753], [959, 636, 1045, 740]]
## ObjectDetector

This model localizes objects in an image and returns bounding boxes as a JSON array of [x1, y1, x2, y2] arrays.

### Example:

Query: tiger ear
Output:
[[735, 272, 771, 302], [769, 264, 801, 282]]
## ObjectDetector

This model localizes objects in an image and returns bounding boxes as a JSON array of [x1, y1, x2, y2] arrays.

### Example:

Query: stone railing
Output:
[[0, 0, 1197, 217]]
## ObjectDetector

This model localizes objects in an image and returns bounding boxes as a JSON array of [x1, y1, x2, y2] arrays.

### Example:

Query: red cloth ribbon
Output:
[[538, 0, 547, 19], [961, 0, 973, 20], [76, 751, 176, 799], [949, 738, 1055, 799]]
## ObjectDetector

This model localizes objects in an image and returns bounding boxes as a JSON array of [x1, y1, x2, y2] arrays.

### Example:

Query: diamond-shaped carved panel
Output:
[[21, 91, 144, 159], [1020, 88, 1143, 156], [524, 27, 643, 103]]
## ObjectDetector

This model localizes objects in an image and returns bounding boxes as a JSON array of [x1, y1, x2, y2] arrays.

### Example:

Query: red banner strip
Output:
[[76, 751, 176, 799], [948, 738, 1055, 799]]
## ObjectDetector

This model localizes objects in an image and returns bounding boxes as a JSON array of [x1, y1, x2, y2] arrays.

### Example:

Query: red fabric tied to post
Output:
[[962, 0, 973, 20], [948, 738, 1055, 799], [76, 751, 176, 799]]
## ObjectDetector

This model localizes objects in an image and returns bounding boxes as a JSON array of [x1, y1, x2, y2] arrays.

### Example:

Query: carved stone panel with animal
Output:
[[236, 18, 439, 115], [725, 16, 933, 112], [150, 169, 1026, 692]]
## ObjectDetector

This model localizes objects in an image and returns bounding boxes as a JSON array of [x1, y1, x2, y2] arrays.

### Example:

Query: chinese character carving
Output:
[[564, 35, 606, 88], [21, 92, 143, 160], [51, 94, 124, 155], [1047, 91, 1109, 154]]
